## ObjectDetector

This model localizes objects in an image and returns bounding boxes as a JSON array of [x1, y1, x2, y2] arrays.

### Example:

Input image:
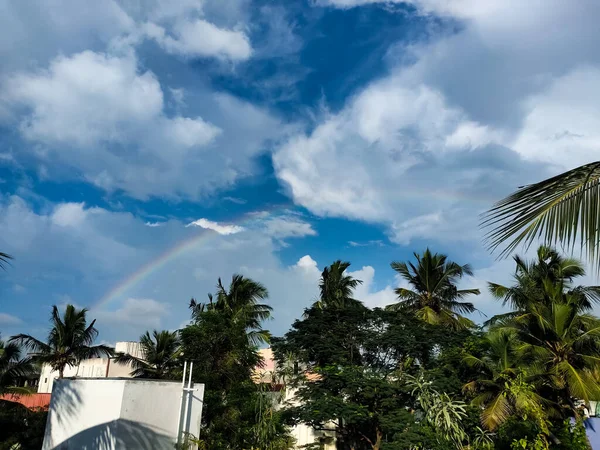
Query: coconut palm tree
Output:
[[463, 330, 549, 431], [504, 285, 600, 413], [386, 249, 480, 328], [10, 304, 112, 378], [0, 252, 12, 270], [482, 162, 600, 267], [190, 274, 273, 345], [114, 330, 181, 379], [486, 246, 600, 325], [0, 338, 34, 396], [314, 260, 363, 309]]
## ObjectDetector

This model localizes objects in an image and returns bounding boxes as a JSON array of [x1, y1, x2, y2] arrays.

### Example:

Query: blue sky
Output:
[[1, 0, 600, 343]]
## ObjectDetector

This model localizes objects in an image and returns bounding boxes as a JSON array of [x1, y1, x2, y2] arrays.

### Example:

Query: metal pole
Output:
[[175, 361, 187, 445], [182, 361, 194, 438]]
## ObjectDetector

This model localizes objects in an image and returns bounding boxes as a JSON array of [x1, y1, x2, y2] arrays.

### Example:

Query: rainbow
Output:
[[92, 187, 495, 311], [92, 205, 289, 311]]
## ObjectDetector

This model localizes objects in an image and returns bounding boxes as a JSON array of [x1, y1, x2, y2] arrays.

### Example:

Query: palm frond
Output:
[[481, 393, 511, 431], [8, 334, 51, 355], [0, 252, 13, 270], [482, 162, 600, 266]]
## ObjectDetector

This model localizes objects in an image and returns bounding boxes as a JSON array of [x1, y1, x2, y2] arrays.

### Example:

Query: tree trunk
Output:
[[373, 428, 383, 450], [59, 367, 64, 379]]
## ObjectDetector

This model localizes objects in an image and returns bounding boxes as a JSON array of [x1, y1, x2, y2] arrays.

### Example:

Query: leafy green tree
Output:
[[114, 330, 181, 379], [275, 305, 477, 450], [182, 276, 293, 450], [482, 162, 600, 267], [0, 337, 34, 395], [386, 249, 480, 328], [0, 402, 47, 450], [10, 304, 112, 378]]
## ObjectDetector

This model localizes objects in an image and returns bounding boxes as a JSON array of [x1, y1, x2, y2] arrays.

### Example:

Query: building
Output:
[[37, 341, 142, 393], [255, 348, 336, 449]]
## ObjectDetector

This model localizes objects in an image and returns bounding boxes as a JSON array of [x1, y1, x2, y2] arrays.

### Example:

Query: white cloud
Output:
[[274, 0, 600, 247], [348, 240, 384, 247], [145, 221, 165, 227], [511, 67, 600, 170], [263, 216, 317, 240], [95, 298, 170, 329], [349, 265, 396, 309], [223, 196, 247, 205], [2, 51, 220, 150], [52, 203, 88, 228], [272, 73, 503, 242], [293, 255, 320, 278], [0, 49, 281, 199], [0, 313, 23, 325], [154, 19, 252, 61], [187, 218, 245, 235]]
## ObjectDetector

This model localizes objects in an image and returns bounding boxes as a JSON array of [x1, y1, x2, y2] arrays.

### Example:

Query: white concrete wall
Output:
[[38, 341, 143, 393], [38, 358, 110, 393], [43, 378, 204, 450]]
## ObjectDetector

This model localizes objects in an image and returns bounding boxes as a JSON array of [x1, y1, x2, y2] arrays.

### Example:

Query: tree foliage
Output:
[[114, 330, 181, 379], [10, 304, 112, 378], [386, 249, 480, 328]]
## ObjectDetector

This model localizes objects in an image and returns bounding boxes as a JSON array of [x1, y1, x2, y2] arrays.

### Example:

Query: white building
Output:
[[38, 341, 143, 393], [255, 348, 336, 450]]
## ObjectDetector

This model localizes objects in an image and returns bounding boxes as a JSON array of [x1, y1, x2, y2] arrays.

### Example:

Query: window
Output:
[[44, 378, 47, 384]]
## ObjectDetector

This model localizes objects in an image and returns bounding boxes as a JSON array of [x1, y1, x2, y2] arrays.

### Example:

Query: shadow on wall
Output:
[[43, 379, 82, 445], [50, 418, 173, 450], [585, 418, 600, 450]]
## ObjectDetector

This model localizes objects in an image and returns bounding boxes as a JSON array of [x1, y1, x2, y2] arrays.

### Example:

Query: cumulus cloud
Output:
[[187, 218, 245, 235], [0, 49, 282, 199], [348, 265, 396, 308], [2, 51, 221, 151], [52, 203, 89, 228], [95, 298, 170, 328], [263, 215, 317, 240], [150, 19, 252, 61], [274, 0, 600, 248]]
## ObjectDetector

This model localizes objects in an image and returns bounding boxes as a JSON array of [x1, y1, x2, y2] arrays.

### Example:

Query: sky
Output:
[[1, 0, 600, 344]]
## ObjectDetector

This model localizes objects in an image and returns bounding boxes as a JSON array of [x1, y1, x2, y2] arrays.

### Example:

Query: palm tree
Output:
[[0, 338, 34, 396], [482, 162, 600, 267], [190, 274, 273, 345], [503, 286, 600, 414], [314, 260, 363, 309], [10, 304, 112, 378], [386, 249, 480, 328], [463, 330, 549, 432], [486, 246, 600, 325], [0, 252, 12, 270], [114, 330, 181, 379]]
